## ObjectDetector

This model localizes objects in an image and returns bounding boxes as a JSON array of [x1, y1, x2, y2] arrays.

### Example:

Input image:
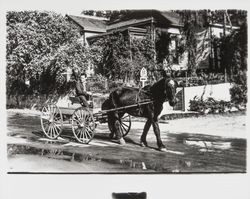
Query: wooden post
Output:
[[81, 75, 86, 91], [185, 71, 188, 87], [223, 12, 227, 37], [224, 68, 227, 83], [128, 29, 133, 83], [150, 17, 156, 61], [105, 78, 108, 90]]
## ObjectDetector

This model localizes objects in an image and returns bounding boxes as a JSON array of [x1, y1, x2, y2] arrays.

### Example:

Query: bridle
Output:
[[164, 78, 177, 102]]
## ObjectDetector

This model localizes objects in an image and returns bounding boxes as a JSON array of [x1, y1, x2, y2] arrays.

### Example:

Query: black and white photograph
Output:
[[0, 0, 249, 198], [5, 8, 247, 173]]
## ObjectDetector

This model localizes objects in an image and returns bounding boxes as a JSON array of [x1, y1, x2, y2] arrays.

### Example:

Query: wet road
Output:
[[7, 109, 247, 173]]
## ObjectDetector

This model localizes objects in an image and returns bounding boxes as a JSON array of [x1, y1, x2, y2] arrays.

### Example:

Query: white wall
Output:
[[184, 83, 231, 111]]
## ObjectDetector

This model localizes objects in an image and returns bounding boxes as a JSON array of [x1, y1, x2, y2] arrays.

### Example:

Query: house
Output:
[[66, 14, 107, 45], [66, 11, 240, 112], [66, 10, 240, 74], [66, 10, 186, 70]]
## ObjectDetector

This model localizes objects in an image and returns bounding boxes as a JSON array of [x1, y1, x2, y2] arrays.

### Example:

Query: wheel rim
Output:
[[41, 104, 63, 139], [119, 113, 131, 137], [71, 107, 95, 144]]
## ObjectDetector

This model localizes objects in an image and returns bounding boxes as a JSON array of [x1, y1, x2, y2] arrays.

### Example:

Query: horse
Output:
[[101, 77, 178, 151]]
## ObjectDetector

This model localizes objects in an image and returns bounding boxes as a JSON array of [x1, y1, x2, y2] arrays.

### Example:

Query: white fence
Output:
[[160, 83, 231, 113]]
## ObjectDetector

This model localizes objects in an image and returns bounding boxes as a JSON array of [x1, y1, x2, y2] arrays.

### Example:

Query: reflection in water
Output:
[[7, 131, 246, 173], [7, 144, 173, 172]]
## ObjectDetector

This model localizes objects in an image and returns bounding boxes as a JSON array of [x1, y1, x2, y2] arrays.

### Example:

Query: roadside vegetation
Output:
[[6, 10, 247, 109]]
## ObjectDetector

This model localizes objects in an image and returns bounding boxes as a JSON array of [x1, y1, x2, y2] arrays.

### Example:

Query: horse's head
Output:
[[164, 78, 178, 106]]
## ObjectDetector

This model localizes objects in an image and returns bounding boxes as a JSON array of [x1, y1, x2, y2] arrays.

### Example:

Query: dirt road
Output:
[[6, 109, 247, 173]]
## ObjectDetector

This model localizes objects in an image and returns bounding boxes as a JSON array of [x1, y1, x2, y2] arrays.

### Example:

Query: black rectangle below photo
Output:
[[112, 192, 147, 199]]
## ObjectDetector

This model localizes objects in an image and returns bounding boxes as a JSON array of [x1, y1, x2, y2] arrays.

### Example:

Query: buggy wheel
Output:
[[71, 107, 95, 144], [119, 113, 131, 137], [40, 104, 63, 139]]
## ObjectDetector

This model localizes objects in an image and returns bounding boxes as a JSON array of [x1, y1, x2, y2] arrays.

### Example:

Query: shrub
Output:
[[189, 96, 233, 113], [230, 71, 247, 105]]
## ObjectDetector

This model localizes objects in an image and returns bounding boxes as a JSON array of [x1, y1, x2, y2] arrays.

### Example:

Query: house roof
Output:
[[67, 15, 106, 33], [107, 17, 153, 31], [67, 10, 182, 34], [160, 11, 182, 27]]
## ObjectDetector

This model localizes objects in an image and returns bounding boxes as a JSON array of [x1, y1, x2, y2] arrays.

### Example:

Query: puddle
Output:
[[184, 140, 231, 150], [7, 134, 246, 173], [7, 144, 186, 172], [169, 133, 246, 152], [7, 144, 150, 171], [8, 144, 95, 162]]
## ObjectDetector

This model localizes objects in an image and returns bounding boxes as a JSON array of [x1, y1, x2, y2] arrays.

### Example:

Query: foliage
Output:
[[90, 32, 131, 80], [81, 10, 132, 22], [6, 11, 89, 96], [189, 97, 232, 113], [178, 10, 210, 76], [86, 74, 107, 92], [89, 32, 156, 83], [219, 21, 247, 105], [130, 36, 157, 82], [220, 22, 247, 76], [176, 72, 226, 87], [155, 30, 172, 64], [230, 71, 247, 105]]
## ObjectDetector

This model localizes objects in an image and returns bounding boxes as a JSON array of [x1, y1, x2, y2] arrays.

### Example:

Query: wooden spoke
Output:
[[71, 107, 95, 144], [121, 122, 129, 128], [40, 104, 63, 139], [119, 114, 131, 137], [53, 123, 60, 136]]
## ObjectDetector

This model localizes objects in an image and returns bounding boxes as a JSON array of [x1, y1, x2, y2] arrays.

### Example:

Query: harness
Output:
[[135, 87, 153, 114]]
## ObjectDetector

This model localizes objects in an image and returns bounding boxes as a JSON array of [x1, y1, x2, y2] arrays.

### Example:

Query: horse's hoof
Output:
[[140, 141, 148, 147], [111, 138, 126, 145], [118, 138, 126, 145], [159, 147, 167, 152]]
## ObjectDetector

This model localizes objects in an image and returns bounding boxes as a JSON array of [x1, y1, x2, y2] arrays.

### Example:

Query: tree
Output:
[[89, 32, 156, 83], [220, 21, 247, 105], [81, 10, 132, 22], [179, 10, 210, 76], [6, 11, 89, 96]]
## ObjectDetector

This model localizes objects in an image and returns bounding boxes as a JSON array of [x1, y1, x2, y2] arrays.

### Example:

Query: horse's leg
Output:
[[151, 120, 166, 151], [140, 119, 151, 147], [107, 93, 125, 144], [140, 105, 153, 147], [107, 113, 115, 139], [152, 102, 166, 151], [112, 112, 126, 144]]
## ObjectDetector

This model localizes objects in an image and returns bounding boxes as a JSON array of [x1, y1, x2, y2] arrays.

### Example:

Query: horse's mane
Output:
[[150, 78, 167, 101]]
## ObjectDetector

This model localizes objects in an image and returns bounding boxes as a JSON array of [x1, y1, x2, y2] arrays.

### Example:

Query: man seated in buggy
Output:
[[72, 67, 90, 108]]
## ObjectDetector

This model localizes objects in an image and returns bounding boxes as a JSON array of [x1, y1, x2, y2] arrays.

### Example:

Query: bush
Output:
[[230, 71, 247, 105], [108, 81, 124, 90], [189, 96, 232, 114]]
